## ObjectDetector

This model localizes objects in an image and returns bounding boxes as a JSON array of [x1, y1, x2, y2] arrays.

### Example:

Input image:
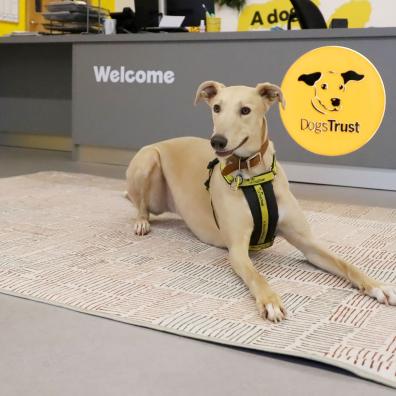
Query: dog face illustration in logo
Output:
[[298, 70, 364, 114]]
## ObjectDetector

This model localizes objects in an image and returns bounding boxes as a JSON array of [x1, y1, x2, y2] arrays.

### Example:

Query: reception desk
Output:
[[1, 28, 396, 190]]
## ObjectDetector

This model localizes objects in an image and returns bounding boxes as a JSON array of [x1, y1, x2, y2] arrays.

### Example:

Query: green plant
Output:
[[215, 0, 246, 11]]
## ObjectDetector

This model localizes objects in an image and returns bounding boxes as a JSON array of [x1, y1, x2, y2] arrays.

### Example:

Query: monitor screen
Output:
[[167, 0, 215, 27], [134, 0, 160, 28]]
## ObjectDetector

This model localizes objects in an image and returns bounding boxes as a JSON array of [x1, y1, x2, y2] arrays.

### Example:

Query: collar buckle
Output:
[[246, 151, 262, 171]]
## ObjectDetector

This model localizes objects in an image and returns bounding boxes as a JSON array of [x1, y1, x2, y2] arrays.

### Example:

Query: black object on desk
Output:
[[167, 0, 214, 27], [134, 0, 214, 30], [110, 7, 140, 33], [330, 18, 349, 28], [143, 27, 188, 33], [111, 7, 188, 34], [134, 0, 160, 29]]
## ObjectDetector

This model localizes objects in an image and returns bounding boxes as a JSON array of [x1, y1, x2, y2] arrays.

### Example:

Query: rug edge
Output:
[[1, 288, 395, 390]]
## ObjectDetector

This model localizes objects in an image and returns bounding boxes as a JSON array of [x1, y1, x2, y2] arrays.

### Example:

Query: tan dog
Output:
[[126, 81, 396, 322], [298, 70, 364, 114]]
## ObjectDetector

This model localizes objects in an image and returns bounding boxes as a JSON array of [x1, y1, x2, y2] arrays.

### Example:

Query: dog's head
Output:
[[194, 81, 285, 158], [298, 70, 364, 114]]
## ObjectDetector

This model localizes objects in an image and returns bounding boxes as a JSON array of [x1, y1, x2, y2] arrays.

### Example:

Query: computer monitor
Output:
[[134, 0, 160, 28], [167, 0, 215, 27]]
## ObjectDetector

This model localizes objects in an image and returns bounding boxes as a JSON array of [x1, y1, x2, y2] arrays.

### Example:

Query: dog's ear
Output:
[[194, 81, 225, 106], [298, 72, 321, 86], [256, 83, 286, 109], [342, 70, 364, 84]]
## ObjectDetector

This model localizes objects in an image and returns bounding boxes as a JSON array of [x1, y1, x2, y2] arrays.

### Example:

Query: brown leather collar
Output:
[[221, 139, 269, 177]]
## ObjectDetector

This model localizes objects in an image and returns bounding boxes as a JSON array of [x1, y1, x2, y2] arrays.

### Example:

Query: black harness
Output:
[[205, 156, 279, 251]]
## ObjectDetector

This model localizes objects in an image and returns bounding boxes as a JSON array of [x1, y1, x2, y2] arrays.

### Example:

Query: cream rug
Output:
[[1, 171, 395, 388]]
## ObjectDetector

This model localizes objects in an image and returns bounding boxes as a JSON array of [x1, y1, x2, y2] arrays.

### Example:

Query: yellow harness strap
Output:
[[206, 155, 279, 251]]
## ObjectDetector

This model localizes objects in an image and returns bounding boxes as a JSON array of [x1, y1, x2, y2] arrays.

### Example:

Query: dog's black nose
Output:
[[210, 135, 228, 151], [331, 98, 341, 106]]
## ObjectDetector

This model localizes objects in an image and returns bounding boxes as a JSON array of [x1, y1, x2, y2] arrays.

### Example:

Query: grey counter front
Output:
[[1, 29, 396, 189]]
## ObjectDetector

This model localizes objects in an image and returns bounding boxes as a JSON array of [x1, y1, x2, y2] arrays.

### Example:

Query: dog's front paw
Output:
[[134, 219, 150, 236], [366, 284, 396, 305], [256, 292, 286, 323]]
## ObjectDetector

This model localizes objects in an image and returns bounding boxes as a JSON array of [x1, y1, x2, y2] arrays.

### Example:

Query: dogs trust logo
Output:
[[280, 46, 386, 156], [298, 70, 364, 115]]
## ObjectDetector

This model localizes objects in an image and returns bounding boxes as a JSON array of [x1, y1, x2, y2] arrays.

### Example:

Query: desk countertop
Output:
[[1, 27, 396, 45]]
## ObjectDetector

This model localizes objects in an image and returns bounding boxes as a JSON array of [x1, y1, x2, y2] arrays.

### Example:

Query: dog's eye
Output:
[[321, 84, 328, 90], [339, 84, 344, 90], [240, 106, 251, 115], [213, 104, 221, 113]]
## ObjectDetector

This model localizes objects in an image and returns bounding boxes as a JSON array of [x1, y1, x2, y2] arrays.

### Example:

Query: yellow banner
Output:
[[237, 0, 372, 31]]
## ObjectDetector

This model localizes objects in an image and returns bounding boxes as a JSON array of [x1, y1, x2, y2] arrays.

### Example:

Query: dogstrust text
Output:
[[93, 66, 175, 84], [301, 119, 361, 134]]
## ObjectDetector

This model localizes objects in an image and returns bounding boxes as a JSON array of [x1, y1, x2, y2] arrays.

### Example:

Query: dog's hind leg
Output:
[[126, 146, 167, 236]]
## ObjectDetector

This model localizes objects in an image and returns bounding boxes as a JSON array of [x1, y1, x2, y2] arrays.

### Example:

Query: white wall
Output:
[[115, 0, 134, 11]]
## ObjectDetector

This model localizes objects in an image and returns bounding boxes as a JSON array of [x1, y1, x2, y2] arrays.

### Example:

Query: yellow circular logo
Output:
[[280, 46, 386, 156]]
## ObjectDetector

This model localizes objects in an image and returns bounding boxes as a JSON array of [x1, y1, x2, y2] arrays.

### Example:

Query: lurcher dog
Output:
[[126, 81, 396, 322]]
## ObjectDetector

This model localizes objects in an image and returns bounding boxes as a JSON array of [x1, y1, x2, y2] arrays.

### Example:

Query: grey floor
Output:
[[1, 146, 395, 396]]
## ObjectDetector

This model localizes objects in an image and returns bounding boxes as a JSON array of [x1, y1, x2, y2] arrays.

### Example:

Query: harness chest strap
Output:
[[205, 154, 279, 251], [241, 177, 278, 250]]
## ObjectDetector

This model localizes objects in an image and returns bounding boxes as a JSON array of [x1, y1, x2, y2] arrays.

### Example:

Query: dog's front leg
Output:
[[229, 242, 286, 322], [278, 193, 396, 305]]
